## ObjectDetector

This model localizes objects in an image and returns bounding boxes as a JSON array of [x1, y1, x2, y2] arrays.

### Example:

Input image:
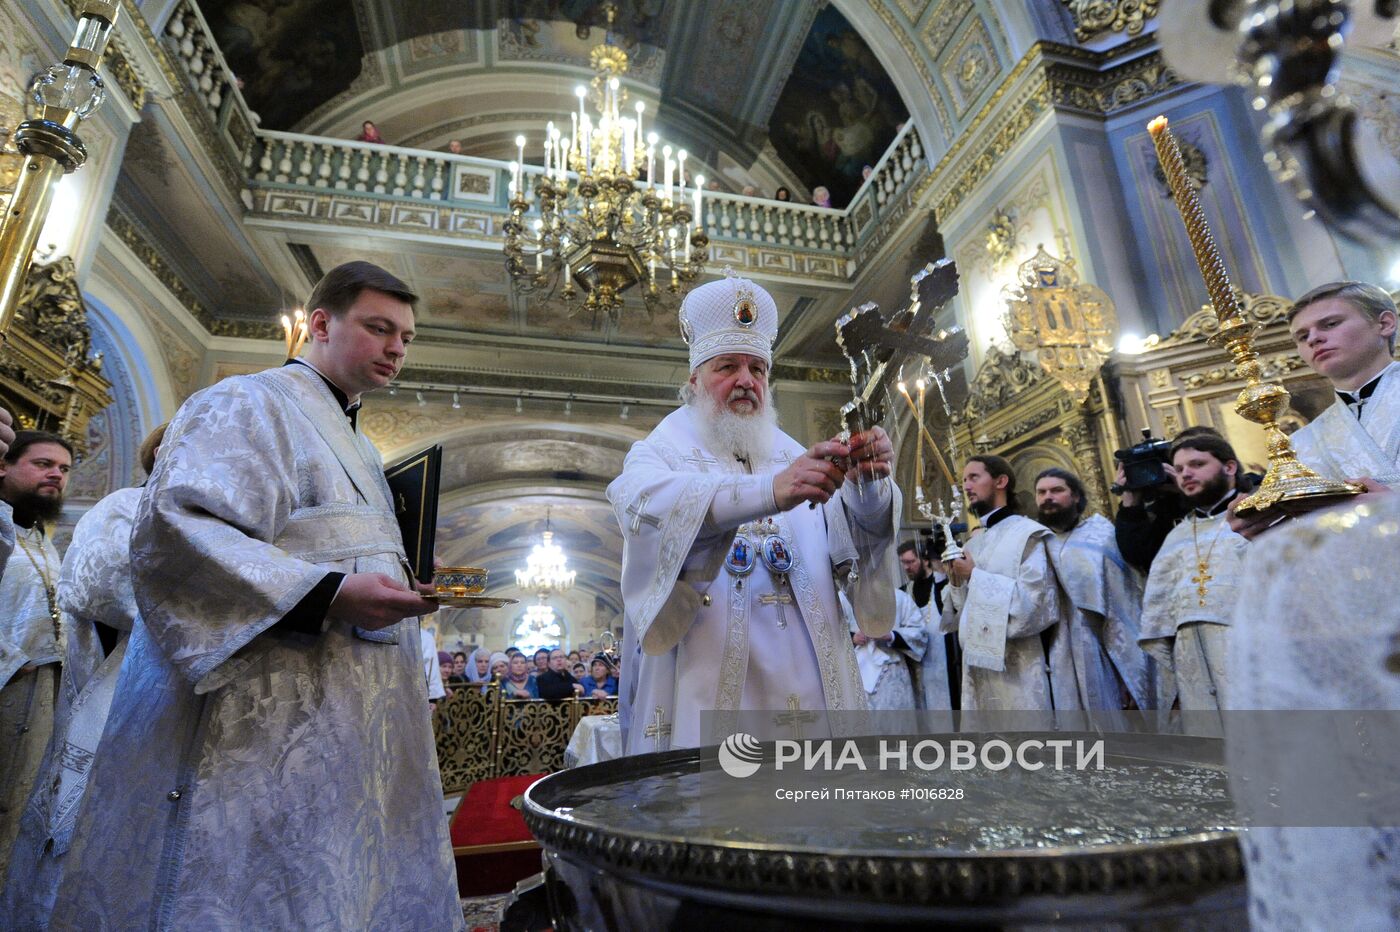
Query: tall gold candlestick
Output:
[[1146, 115, 1360, 515]]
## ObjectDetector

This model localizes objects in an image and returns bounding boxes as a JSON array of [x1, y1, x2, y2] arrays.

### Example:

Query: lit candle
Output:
[[560, 136, 570, 180], [677, 149, 687, 192], [515, 135, 526, 190], [575, 85, 586, 125], [634, 101, 645, 149], [662, 145, 673, 202], [693, 174, 704, 229], [645, 141, 655, 186], [544, 122, 554, 175], [608, 77, 620, 121]]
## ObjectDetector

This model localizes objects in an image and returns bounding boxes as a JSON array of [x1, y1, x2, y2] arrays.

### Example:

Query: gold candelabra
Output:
[[1147, 115, 1361, 514], [0, 1, 120, 344]]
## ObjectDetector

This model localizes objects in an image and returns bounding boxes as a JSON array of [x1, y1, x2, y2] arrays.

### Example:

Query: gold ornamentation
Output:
[[1180, 353, 1304, 389], [1003, 244, 1117, 404], [984, 209, 1017, 268], [1152, 136, 1208, 196], [1062, 0, 1160, 42], [1189, 515, 1229, 607], [1158, 291, 1292, 347], [1148, 115, 1360, 515], [15, 530, 60, 640], [431, 683, 618, 794]]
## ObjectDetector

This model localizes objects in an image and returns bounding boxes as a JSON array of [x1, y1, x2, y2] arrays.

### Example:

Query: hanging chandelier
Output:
[[515, 509, 576, 597], [523, 599, 558, 632], [502, 3, 708, 320]]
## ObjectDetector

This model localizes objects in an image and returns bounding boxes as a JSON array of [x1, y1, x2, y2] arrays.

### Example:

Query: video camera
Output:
[[1111, 428, 1173, 493]]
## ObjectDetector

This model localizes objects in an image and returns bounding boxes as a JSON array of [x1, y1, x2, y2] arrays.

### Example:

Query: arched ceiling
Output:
[[196, 0, 909, 205]]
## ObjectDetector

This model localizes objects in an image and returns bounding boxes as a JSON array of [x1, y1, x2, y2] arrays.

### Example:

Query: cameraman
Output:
[[1113, 427, 1232, 573]]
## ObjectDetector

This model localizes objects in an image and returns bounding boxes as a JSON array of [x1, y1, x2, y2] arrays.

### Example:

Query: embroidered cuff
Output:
[[705, 475, 777, 531]]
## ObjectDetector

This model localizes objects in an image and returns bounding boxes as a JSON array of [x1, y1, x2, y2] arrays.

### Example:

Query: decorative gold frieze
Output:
[[1004, 245, 1117, 404], [1157, 290, 1292, 348], [1062, 0, 1160, 42]]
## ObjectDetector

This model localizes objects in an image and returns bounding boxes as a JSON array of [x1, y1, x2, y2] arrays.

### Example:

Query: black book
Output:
[[384, 444, 441, 583]]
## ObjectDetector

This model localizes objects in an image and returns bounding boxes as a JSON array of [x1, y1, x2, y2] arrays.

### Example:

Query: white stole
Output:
[[1291, 361, 1400, 485]]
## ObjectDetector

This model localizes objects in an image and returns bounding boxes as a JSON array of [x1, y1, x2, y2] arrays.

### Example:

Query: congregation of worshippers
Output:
[[1, 264, 1397, 929]]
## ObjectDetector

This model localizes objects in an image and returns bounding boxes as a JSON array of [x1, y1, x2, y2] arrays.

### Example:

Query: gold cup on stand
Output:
[[1146, 115, 1362, 515], [431, 566, 489, 598]]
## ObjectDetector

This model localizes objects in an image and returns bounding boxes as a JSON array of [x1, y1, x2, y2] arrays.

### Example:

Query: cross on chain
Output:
[[758, 586, 794, 629], [773, 694, 819, 741], [1191, 561, 1212, 608], [626, 492, 662, 536], [684, 448, 720, 472], [643, 706, 672, 750]]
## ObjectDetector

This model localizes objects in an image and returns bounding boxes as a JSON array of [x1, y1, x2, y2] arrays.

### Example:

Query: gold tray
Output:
[[428, 594, 519, 609]]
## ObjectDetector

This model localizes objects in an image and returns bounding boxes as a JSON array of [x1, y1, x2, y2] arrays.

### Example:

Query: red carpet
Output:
[[451, 774, 548, 898]]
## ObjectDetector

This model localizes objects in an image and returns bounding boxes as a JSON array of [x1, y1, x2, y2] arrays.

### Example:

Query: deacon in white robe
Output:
[[846, 589, 927, 714], [1140, 436, 1250, 729], [0, 431, 74, 881], [1035, 469, 1153, 725], [1, 485, 141, 926], [52, 263, 463, 930], [1226, 495, 1400, 932], [942, 457, 1073, 717], [1233, 283, 1400, 541], [608, 276, 901, 755]]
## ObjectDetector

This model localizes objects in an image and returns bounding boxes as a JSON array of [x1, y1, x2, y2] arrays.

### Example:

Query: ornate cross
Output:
[[758, 588, 794, 629], [625, 492, 662, 535], [644, 706, 672, 750], [1192, 561, 1212, 608], [773, 694, 819, 741], [684, 448, 720, 472]]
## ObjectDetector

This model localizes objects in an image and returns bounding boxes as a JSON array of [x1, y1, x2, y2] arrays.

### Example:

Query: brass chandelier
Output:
[[502, 5, 708, 320]]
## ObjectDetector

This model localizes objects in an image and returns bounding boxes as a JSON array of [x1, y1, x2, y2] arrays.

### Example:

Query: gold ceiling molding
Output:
[[1062, 0, 1160, 43], [923, 41, 1187, 224]]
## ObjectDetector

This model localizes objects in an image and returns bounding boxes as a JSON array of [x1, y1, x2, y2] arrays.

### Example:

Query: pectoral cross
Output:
[[1192, 561, 1212, 608], [644, 706, 672, 750], [626, 492, 662, 535], [758, 583, 794, 629], [773, 694, 818, 740], [684, 448, 720, 472]]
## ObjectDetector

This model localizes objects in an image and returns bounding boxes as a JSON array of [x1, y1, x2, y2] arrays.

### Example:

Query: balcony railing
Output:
[[161, 0, 927, 275]]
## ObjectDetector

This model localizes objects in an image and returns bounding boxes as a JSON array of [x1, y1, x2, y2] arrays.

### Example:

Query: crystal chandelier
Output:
[[524, 599, 557, 631], [503, 3, 708, 320], [515, 509, 576, 597]]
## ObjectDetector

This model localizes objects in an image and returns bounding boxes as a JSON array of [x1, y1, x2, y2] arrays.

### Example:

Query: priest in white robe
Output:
[[607, 275, 901, 754], [0, 431, 74, 880], [1, 425, 165, 926], [0, 404, 13, 577], [1226, 494, 1400, 931], [942, 455, 1074, 717], [1140, 434, 1249, 729], [52, 262, 464, 931], [1035, 468, 1153, 726], [845, 588, 926, 715], [1233, 282, 1400, 539]]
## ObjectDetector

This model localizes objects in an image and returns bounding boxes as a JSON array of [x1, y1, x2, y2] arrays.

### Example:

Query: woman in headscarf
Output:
[[501, 652, 539, 700], [484, 652, 509, 694], [465, 647, 492, 683]]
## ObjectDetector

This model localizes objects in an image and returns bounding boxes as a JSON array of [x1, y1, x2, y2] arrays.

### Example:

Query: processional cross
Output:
[[644, 706, 672, 750], [773, 695, 819, 741]]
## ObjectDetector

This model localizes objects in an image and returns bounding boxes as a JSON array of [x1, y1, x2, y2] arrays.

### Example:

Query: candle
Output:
[[544, 122, 553, 175], [662, 145, 673, 202], [634, 101, 645, 149], [645, 143, 655, 186], [693, 175, 704, 229], [677, 149, 687, 192], [575, 85, 586, 126], [1146, 115, 1240, 321], [515, 135, 526, 190]]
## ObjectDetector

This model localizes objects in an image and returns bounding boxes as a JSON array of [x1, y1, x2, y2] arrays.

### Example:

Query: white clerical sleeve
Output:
[[827, 478, 901, 638], [0, 498, 12, 581], [58, 488, 141, 633], [944, 533, 1059, 664], [891, 588, 928, 662], [0, 500, 18, 686], [131, 379, 330, 693], [422, 628, 445, 700], [606, 440, 739, 655]]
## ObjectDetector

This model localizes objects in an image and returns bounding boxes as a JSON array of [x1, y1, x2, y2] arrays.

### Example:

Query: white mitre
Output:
[[680, 273, 779, 371]]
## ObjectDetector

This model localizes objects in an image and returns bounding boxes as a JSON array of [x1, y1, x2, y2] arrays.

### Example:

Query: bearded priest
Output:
[[606, 275, 902, 754]]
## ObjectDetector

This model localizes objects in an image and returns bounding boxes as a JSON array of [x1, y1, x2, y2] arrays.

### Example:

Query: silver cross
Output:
[[758, 582, 794, 629], [643, 706, 672, 750], [684, 448, 720, 472], [773, 694, 818, 740], [625, 492, 662, 535]]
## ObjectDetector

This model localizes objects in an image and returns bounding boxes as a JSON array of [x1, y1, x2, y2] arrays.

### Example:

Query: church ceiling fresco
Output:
[[768, 4, 909, 207], [198, 0, 365, 131]]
